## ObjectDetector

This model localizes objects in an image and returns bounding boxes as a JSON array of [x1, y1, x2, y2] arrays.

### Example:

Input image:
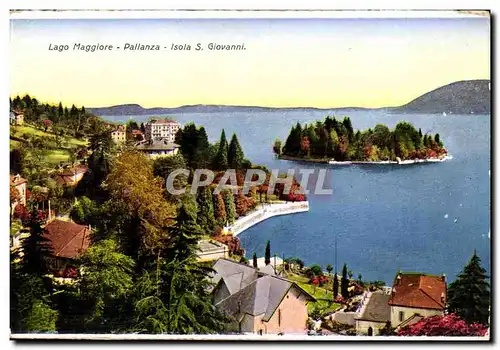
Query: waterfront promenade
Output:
[[223, 201, 310, 236]]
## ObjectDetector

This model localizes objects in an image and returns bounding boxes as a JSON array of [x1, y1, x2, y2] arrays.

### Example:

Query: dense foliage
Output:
[[397, 314, 488, 337], [447, 251, 490, 325], [278, 116, 447, 161], [11, 94, 103, 138]]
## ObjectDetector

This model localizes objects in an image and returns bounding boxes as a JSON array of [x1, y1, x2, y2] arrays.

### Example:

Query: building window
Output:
[[278, 309, 281, 327], [368, 327, 373, 336], [399, 311, 404, 322]]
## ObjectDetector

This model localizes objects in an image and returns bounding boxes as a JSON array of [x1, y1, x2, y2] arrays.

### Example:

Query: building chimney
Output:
[[442, 273, 446, 282]]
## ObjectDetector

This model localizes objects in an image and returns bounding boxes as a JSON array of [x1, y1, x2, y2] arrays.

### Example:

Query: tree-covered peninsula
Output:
[[274, 116, 448, 163]]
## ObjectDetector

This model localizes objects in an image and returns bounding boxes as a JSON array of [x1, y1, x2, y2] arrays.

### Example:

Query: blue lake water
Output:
[[109, 110, 491, 284]]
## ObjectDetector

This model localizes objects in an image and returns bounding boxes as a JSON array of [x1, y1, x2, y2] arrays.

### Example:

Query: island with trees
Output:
[[274, 116, 450, 165]]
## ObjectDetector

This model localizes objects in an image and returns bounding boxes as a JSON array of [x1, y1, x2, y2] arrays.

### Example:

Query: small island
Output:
[[274, 116, 449, 165]]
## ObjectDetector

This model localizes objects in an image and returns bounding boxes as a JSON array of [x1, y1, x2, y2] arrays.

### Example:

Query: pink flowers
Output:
[[398, 314, 488, 337], [335, 296, 345, 304]]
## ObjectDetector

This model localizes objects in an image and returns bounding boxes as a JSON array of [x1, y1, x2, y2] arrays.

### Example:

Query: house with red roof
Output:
[[388, 271, 446, 329], [42, 219, 92, 276], [53, 164, 88, 187], [355, 271, 446, 335]]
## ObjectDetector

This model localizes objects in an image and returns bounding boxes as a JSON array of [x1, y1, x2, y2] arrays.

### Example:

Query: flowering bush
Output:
[[335, 296, 345, 304], [64, 267, 78, 278], [13, 204, 31, 226], [397, 314, 488, 337], [42, 119, 53, 131], [319, 275, 329, 286]]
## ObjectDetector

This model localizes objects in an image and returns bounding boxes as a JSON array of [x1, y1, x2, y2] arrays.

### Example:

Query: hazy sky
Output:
[[10, 16, 490, 108]]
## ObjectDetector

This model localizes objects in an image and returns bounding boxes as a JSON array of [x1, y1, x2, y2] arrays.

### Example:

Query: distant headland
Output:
[[87, 79, 490, 116]]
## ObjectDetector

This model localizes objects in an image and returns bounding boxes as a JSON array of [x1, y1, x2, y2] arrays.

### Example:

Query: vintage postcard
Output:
[[9, 10, 491, 340]]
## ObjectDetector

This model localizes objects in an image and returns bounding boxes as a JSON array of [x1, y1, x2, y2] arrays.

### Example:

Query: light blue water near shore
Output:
[[110, 110, 490, 284]]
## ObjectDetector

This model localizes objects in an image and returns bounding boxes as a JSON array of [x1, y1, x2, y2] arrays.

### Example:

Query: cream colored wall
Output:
[[390, 305, 444, 328], [256, 287, 308, 335], [356, 320, 386, 336], [16, 183, 27, 205]]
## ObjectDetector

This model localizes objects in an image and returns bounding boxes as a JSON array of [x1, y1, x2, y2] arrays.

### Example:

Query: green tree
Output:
[[310, 264, 323, 276], [228, 133, 245, 169], [132, 200, 227, 334], [222, 190, 236, 225], [22, 207, 52, 275], [253, 252, 258, 268], [341, 264, 349, 299], [165, 195, 205, 260], [196, 187, 216, 233], [70, 196, 99, 225], [447, 251, 490, 325], [213, 193, 227, 227], [24, 299, 58, 332], [265, 240, 271, 266], [10, 245, 57, 333], [333, 273, 339, 299], [78, 239, 135, 331], [326, 264, 333, 275], [213, 129, 229, 169], [153, 154, 188, 202], [106, 150, 177, 257], [273, 139, 282, 157]]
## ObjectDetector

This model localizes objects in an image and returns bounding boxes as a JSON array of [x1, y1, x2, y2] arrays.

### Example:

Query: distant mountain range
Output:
[[88, 79, 490, 117]]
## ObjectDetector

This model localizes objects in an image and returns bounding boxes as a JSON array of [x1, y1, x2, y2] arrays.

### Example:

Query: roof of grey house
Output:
[[135, 140, 180, 151], [212, 258, 315, 323], [356, 291, 391, 323], [211, 258, 259, 294], [216, 274, 315, 322]]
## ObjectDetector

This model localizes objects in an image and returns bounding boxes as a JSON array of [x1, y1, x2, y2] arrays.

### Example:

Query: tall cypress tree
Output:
[[333, 273, 339, 299], [195, 127, 211, 168], [213, 193, 227, 227], [228, 133, 245, 169], [196, 187, 216, 233], [447, 251, 490, 325], [265, 240, 271, 266], [213, 129, 229, 169], [341, 263, 349, 299], [23, 207, 51, 275], [253, 252, 258, 268], [222, 190, 236, 225]]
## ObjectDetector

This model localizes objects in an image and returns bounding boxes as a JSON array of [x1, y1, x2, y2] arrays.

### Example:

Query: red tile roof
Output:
[[43, 219, 91, 259], [388, 273, 446, 310], [150, 118, 179, 125]]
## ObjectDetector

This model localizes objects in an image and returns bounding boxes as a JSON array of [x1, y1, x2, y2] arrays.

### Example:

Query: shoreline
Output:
[[279, 154, 453, 165], [223, 201, 310, 236]]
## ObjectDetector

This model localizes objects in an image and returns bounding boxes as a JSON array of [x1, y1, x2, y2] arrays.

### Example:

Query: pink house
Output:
[[211, 258, 315, 335]]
